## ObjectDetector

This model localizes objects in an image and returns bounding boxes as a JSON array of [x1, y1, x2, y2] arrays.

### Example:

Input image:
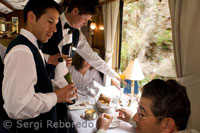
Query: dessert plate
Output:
[[109, 119, 120, 128]]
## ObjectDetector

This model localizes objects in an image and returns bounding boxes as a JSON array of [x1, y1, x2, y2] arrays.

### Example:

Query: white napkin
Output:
[[54, 60, 69, 88], [54, 60, 76, 101]]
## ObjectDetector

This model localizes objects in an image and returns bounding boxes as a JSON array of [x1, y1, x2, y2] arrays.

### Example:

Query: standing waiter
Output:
[[42, 0, 119, 82], [1, 0, 77, 132]]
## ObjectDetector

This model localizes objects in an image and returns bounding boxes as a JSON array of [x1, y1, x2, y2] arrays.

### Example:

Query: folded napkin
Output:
[[54, 60, 69, 88], [54, 60, 76, 101]]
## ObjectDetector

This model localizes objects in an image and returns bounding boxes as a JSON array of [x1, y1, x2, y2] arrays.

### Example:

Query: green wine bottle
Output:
[[58, 58, 76, 105], [64, 72, 72, 84]]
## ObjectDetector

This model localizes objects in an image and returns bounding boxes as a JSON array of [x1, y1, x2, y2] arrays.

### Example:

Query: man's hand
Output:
[[96, 113, 113, 130], [116, 108, 132, 122], [54, 83, 78, 103], [48, 53, 61, 66]]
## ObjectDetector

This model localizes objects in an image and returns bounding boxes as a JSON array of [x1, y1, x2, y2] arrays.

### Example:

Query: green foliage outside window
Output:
[[120, 0, 175, 87]]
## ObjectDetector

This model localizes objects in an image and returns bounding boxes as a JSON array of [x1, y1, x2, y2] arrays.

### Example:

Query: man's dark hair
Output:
[[67, 0, 98, 15], [23, 0, 61, 23], [142, 79, 191, 130]]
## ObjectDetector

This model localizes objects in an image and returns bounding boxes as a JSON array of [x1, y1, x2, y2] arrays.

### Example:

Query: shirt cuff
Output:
[[96, 129, 107, 133], [128, 113, 136, 125], [109, 69, 119, 79], [43, 53, 49, 62], [44, 92, 57, 109]]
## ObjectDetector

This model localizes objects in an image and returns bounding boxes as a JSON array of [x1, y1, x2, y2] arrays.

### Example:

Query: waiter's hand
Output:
[[54, 83, 78, 103], [116, 74, 121, 81], [48, 53, 61, 66], [62, 56, 72, 67], [111, 79, 120, 89]]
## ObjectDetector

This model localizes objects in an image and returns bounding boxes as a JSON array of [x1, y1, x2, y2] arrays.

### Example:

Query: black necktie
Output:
[[37, 40, 43, 50], [64, 22, 74, 34]]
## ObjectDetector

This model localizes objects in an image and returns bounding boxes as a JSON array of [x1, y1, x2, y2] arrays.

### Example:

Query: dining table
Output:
[[69, 85, 138, 133]]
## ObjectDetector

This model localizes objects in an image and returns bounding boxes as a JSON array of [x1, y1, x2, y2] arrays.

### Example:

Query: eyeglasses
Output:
[[136, 108, 164, 121]]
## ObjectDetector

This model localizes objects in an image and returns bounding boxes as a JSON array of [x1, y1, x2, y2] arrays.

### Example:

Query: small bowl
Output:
[[83, 109, 97, 120]]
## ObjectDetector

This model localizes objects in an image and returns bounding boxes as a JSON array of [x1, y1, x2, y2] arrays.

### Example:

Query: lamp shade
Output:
[[0, 23, 5, 32], [99, 25, 104, 30], [123, 59, 144, 80], [90, 22, 96, 30]]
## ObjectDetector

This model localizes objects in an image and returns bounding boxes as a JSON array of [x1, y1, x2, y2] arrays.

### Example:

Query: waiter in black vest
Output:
[[1, 0, 77, 132], [42, 0, 120, 81]]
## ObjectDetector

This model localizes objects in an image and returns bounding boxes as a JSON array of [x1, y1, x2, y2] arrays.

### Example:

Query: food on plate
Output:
[[104, 103, 109, 106], [104, 114, 111, 119], [99, 100, 105, 104], [98, 94, 111, 106], [84, 109, 97, 120], [85, 109, 96, 115]]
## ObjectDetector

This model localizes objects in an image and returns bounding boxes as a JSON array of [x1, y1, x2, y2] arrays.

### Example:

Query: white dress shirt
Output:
[[68, 65, 103, 91], [44, 13, 118, 79], [0, 43, 6, 60], [2, 29, 57, 120]]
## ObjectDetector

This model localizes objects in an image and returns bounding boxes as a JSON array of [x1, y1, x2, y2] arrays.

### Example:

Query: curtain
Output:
[[168, 0, 200, 130], [102, 0, 120, 86]]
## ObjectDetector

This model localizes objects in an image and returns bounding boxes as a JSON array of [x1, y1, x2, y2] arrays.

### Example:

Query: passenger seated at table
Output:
[[68, 53, 103, 95], [96, 79, 200, 133]]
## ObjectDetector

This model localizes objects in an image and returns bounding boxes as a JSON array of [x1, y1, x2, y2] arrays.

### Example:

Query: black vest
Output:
[[42, 19, 80, 56], [2, 35, 58, 133], [42, 19, 79, 80], [1, 35, 77, 133]]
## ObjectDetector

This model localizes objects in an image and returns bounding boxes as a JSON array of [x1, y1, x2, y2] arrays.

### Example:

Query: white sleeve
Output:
[[92, 69, 103, 85], [0, 43, 6, 60], [96, 129, 107, 133], [2, 45, 57, 120], [76, 31, 118, 79], [128, 113, 136, 126]]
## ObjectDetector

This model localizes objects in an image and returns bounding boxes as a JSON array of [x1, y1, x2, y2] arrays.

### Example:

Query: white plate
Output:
[[109, 119, 120, 128]]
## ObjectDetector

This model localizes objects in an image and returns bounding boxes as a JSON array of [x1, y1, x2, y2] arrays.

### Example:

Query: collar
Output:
[[20, 28, 39, 49], [60, 13, 71, 30]]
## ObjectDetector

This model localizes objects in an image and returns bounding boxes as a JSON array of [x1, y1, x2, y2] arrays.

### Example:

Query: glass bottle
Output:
[[57, 58, 76, 105]]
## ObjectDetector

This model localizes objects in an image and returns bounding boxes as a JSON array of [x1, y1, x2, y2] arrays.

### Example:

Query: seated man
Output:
[[96, 79, 200, 133]]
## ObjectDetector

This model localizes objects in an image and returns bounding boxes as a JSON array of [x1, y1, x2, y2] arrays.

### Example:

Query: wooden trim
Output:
[[97, 0, 118, 7], [0, 0, 15, 10]]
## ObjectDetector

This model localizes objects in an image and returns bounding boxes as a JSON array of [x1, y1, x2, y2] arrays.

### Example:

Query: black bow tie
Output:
[[37, 40, 43, 50], [64, 22, 74, 34]]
